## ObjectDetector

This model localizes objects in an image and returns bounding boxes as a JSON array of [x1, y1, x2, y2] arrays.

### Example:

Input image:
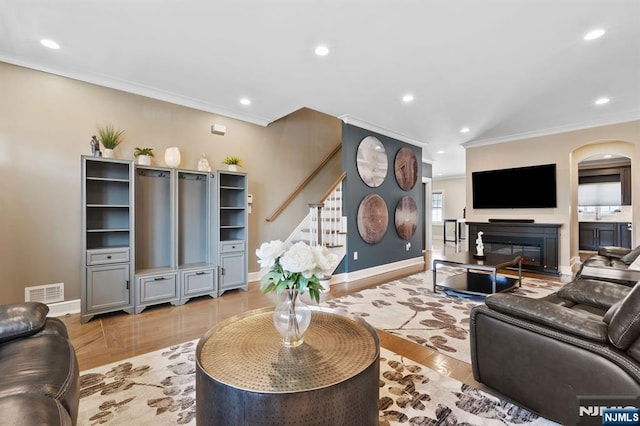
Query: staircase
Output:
[[285, 179, 346, 277]]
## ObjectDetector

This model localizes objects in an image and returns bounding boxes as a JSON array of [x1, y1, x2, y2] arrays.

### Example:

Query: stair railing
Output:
[[265, 143, 341, 223], [285, 172, 346, 248]]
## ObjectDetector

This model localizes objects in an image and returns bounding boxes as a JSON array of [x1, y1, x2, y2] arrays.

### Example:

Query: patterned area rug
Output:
[[77, 340, 557, 425], [322, 269, 563, 364]]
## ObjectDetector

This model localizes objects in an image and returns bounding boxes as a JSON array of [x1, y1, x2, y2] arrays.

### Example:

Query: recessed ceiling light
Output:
[[402, 94, 414, 103], [240, 98, 251, 106], [315, 45, 330, 56], [460, 127, 470, 133], [594, 97, 610, 105], [436, 150, 445, 154], [40, 39, 60, 49], [584, 29, 605, 41]]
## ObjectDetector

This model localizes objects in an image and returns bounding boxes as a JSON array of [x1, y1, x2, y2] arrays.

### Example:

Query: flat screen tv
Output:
[[472, 164, 557, 209]]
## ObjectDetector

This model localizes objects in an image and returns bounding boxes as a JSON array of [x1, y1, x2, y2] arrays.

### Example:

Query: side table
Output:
[[196, 306, 380, 425]]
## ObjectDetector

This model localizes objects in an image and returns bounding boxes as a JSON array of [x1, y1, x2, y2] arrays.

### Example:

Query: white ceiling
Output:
[[2, 0, 639, 178]]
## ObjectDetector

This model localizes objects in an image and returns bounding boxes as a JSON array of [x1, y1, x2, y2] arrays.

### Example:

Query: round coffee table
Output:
[[196, 306, 380, 425]]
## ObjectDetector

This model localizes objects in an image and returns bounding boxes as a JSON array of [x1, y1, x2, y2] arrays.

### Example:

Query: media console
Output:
[[467, 222, 561, 275]]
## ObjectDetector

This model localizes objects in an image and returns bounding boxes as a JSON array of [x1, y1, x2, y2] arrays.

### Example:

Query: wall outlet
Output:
[[353, 251, 358, 260]]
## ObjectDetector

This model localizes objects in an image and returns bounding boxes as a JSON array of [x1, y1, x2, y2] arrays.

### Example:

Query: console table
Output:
[[196, 307, 380, 425], [443, 218, 466, 243]]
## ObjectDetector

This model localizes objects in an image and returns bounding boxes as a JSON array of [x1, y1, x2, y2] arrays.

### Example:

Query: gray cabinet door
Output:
[[86, 264, 130, 312], [219, 252, 247, 295]]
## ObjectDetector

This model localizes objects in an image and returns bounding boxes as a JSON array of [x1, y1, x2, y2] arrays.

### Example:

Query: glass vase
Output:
[[272, 288, 311, 347]]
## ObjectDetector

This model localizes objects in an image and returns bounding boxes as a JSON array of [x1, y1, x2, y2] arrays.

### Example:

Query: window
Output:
[[432, 192, 443, 224]]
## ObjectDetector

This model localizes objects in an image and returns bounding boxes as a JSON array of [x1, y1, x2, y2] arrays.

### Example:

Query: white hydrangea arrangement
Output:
[[256, 240, 338, 303]]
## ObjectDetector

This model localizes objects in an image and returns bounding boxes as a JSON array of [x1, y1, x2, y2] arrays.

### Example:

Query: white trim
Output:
[[462, 115, 640, 148], [423, 177, 433, 252], [250, 257, 426, 286], [560, 265, 573, 276], [339, 114, 427, 147], [0, 56, 273, 127], [340, 257, 425, 282], [48, 299, 81, 317], [248, 270, 263, 283]]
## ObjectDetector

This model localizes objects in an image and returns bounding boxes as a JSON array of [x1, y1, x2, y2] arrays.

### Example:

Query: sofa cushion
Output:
[[583, 255, 612, 267], [620, 245, 640, 264], [0, 302, 49, 343], [556, 279, 630, 309], [611, 259, 630, 269], [0, 394, 73, 426], [0, 334, 79, 423], [484, 293, 609, 342], [608, 284, 640, 350], [598, 246, 632, 259], [603, 299, 624, 324]]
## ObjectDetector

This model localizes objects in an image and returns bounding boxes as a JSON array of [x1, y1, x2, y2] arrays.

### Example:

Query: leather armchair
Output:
[[470, 279, 640, 425], [0, 302, 80, 425]]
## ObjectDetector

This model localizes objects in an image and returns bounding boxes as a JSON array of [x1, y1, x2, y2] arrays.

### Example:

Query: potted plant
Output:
[[223, 156, 242, 171], [96, 124, 125, 158], [134, 147, 154, 166]]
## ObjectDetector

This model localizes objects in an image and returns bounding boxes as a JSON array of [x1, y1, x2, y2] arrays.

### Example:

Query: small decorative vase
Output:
[[102, 148, 114, 158], [273, 288, 311, 347], [165, 147, 181, 167], [227, 164, 237, 172]]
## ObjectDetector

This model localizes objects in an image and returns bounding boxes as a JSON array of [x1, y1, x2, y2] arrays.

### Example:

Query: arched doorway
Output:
[[570, 141, 636, 270]]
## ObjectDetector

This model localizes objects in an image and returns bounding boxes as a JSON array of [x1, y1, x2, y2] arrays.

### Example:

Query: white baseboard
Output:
[[336, 257, 425, 283], [49, 299, 81, 317], [249, 257, 425, 286]]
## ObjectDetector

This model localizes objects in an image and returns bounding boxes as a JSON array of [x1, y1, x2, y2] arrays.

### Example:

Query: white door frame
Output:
[[423, 177, 432, 252]]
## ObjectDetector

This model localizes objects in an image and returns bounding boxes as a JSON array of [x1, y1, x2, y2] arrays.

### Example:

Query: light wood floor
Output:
[[58, 240, 571, 392]]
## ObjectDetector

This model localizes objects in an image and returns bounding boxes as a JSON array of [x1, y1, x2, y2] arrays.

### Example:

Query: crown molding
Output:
[[339, 114, 427, 148], [463, 113, 640, 148], [0, 56, 273, 127]]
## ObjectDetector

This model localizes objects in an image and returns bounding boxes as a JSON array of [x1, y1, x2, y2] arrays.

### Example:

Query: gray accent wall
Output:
[[342, 123, 424, 272]]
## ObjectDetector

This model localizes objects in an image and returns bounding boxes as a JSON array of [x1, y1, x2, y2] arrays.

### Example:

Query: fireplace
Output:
[[467, 222, 561, 275], [482, 236, 543, 269]]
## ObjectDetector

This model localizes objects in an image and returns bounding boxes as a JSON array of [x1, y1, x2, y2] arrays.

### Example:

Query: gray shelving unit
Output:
[[81, 156, 135, 323], [214, 170, 248, 296], [82, 159, 243, 320]]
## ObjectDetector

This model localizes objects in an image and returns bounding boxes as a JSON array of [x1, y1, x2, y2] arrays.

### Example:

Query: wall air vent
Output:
[[25, 283, 64, 303]]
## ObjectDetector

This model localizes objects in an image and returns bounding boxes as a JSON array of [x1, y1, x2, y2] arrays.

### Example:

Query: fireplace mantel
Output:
[[467, 222, 561, 275]]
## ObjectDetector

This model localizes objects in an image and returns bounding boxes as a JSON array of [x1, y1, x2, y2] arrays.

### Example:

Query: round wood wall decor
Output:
[[356, 136, 388, 188], [394, 147, 418, 191], [356, 194, 388, 244], [394, 196, 417, 240]]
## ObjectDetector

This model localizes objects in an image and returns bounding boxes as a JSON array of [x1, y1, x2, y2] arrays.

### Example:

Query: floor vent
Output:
[[25, 283, 64, 303]]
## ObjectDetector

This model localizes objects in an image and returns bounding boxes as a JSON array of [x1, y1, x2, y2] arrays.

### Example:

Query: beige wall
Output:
[[432, 177, 466, 238], [465, 121, 640, 273], [0, 62, 341, 304]]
